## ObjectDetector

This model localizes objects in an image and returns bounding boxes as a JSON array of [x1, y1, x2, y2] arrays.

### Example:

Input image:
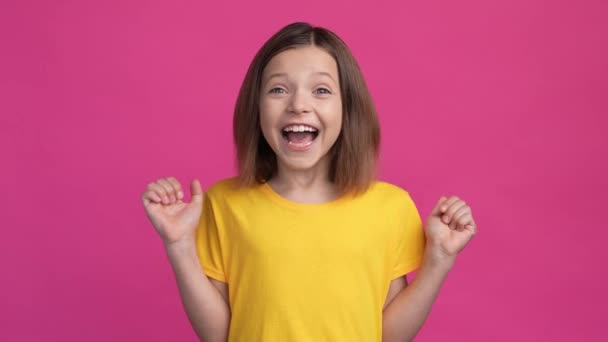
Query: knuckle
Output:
[[157, 180, 171, 190]]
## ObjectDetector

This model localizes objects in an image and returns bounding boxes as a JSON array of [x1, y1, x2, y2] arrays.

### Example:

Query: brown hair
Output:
[[233, 22, 380, 195]]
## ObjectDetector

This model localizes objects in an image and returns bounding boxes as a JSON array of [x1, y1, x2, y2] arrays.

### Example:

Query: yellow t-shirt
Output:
[[196, 177, 426, 342]]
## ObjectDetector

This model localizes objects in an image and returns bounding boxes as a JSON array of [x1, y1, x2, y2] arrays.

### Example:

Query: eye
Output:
[[269, 87, 286, 94], [315, 87, 332, 95]]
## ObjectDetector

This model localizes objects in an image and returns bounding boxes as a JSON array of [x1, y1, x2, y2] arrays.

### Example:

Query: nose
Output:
[[287, 89, 312, 114]]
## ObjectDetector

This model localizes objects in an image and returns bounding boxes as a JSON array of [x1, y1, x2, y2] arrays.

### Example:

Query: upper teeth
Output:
[[283, 125, 317, 132]]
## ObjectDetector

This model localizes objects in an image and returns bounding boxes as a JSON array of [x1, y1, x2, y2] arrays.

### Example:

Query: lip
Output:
[[281, 135, 316, 151], [280, 126, 319, 152], [280, 122, 320, 131]]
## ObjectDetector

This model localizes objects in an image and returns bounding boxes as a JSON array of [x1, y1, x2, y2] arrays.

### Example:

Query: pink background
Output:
[[2, 0, 607, 341]]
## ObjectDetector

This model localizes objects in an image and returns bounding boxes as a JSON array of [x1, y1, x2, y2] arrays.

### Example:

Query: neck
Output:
[[268, 157, 338, 204]]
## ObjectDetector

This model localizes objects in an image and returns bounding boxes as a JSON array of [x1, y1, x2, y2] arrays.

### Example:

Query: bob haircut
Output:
[[233, 22, 380, 196]]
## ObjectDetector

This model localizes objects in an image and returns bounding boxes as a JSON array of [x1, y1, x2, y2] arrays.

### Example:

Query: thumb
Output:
[[190, 179, 204, 204], [430, 196, 448, 217]]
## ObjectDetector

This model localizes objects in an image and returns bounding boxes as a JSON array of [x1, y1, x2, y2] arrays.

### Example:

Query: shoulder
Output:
[[360, 180, 419, 214], [369, 181, 423, 231], [206, 176, 239, 196], [204, 176, 242, 203], [367, 180, 414, 203], [205, 176, 263, 206]]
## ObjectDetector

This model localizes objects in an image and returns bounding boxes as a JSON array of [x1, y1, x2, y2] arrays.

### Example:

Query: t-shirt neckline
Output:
[[259, 181, 352, 210]]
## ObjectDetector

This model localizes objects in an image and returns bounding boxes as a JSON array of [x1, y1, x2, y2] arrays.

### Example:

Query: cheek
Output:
[[259, 99, 282, 123], [327, 104, 343, 134], [258, 114, 274, 142], [259, 110, 283, 149], [330, 99, 343, 122]]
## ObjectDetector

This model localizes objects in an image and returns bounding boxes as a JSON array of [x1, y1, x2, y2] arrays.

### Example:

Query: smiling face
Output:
[[259, 45, 343, 175]]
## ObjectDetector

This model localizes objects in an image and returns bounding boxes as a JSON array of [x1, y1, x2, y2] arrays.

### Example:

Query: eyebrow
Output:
[[264, 71, 337, 84]]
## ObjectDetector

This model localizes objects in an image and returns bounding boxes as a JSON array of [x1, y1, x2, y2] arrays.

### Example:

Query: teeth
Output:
[[282, 125, 318, 132]]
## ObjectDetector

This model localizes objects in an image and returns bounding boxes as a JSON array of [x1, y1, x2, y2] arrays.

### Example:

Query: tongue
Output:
[[286, 132, 314, 144]]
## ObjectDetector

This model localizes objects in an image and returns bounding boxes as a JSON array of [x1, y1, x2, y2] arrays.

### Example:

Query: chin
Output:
[[277, 152, 330, 172], [279, 156, 321, 171]]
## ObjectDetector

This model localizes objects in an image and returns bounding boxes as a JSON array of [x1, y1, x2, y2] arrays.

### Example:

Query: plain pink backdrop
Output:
[[2, 0, 607, 341]]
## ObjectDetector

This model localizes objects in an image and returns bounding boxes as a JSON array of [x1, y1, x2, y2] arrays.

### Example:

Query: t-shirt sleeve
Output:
[[195, 191, 227, 282], [391, 192, 427, 279]]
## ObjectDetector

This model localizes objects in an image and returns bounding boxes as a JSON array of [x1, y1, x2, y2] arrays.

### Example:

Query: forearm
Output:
[[165, 240, 230, 342], [382, 247, 454, 342]]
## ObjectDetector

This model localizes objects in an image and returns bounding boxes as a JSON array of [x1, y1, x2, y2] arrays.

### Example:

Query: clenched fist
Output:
[[424, 195, 478, 267], [141, 177, 204, 245]]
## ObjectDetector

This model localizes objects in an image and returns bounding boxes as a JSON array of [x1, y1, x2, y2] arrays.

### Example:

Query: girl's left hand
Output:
[[424, 195, 478, 265]]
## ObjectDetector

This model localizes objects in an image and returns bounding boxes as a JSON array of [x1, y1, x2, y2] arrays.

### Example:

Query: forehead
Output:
[[262, 46, 338, 81]]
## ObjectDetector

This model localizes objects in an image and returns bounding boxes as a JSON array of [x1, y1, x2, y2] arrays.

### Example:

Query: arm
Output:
[[383, 276, 408, 311], [165, 240, 231, 342], [382, 248, 454, 342], [383, 193, 477, 341]]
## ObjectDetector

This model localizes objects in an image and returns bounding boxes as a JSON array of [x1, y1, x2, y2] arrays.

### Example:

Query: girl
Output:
[[142, 22, 477, 342]]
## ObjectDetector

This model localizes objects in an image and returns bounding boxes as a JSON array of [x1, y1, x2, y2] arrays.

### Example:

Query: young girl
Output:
[[142, 22, 477, 342]]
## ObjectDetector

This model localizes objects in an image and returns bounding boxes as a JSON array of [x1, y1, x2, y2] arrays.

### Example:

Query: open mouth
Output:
[[281, 124, 319, 146]]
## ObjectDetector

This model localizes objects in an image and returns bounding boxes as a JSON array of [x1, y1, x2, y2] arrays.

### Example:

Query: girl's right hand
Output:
[[141, 177, 204, 245]]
